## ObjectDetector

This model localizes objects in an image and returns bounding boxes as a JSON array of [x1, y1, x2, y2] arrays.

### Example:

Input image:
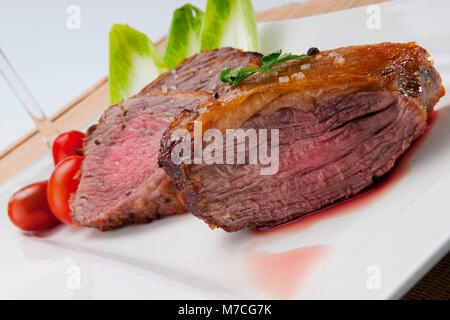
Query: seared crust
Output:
[[163, 43, 443, 137]]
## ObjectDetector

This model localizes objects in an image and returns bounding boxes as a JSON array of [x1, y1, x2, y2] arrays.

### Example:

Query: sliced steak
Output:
[[70, 48, 261, 230], [143, 47, 262, 95], [159, 42, 445, 232]]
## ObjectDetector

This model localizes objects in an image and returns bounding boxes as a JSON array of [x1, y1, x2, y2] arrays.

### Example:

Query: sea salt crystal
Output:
[[329, 51, 337, 57], [197, 107, 207, 114], [291, 72, 305, 80], [169, 85, 177, 90], [278, 76, 289, 83], [301, 64, 310, 70], [334, 54, 345, 64], [161, 85, 168, 93]]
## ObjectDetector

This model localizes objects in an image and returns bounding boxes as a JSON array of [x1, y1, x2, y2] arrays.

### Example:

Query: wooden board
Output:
[[0, 0, 388, 183]]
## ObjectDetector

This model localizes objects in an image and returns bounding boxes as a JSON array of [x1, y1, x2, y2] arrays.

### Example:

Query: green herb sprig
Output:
[[220, 50, 310, 88]]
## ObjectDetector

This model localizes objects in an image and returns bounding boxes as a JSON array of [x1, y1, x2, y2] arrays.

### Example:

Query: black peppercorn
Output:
[[307, 47, 320, 56]]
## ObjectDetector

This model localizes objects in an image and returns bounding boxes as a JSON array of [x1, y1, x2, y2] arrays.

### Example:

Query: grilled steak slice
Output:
[[70, 48, 261, 230], [143, 47, 262, 95], [159, 42, 445, 232]]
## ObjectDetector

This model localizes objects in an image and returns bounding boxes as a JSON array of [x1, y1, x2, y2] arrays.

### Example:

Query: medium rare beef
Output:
[[159, 42, 445, 232], [143, 47, 262, 95], [70, 48, 261, 230]]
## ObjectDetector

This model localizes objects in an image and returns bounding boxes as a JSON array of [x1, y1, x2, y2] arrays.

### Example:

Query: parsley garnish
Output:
[[220, 50, 310, 88]]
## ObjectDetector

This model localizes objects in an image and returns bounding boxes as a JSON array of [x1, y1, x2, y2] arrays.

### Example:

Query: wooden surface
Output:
[[403, 253, 450, 300], [0, 0, 388, 184], [1, 0, 448, 300]]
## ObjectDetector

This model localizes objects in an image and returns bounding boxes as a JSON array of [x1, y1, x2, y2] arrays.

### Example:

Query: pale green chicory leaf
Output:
[[109, 24, 167, 105], [163, 4, 205, 69], [200, 0, 260, 52]]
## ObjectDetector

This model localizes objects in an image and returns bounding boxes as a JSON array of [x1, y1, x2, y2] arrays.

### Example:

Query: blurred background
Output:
[[0, 0, 305, 152]]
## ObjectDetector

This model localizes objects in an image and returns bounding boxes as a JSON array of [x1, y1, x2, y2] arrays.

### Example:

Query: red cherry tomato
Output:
[[8, 181, 60, 231], [47, 155, 83, 224], [52, 130, 85, 165]]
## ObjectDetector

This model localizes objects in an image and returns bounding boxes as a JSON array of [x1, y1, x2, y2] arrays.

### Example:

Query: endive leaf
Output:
[[163, 4, 205, 69], [109, 24, 167, 105], [200, 0, 260, 52]]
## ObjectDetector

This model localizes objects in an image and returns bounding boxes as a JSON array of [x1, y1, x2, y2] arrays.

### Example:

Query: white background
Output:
[[0, 0, 303, 152]]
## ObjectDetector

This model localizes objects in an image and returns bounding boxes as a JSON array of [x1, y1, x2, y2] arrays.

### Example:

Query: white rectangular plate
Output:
[[1, 0, 449, 299]]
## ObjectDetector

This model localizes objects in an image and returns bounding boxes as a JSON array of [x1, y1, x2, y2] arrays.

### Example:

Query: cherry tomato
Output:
[[47, 155, 83, 224], [8, 181, 60, 231], [52, 130, 85, 165]]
